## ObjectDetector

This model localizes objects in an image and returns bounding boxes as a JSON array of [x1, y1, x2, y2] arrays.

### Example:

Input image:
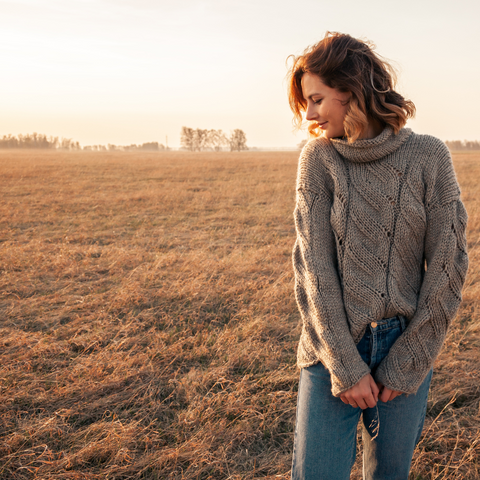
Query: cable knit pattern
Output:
[[293, 126, 469, 396]]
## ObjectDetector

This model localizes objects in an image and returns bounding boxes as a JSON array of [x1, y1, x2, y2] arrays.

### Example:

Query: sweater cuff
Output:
[[329, 351, 370, 397], [331, 363, 370, 397], [297, 335, 371, 397], [374, 353, 430, 395]]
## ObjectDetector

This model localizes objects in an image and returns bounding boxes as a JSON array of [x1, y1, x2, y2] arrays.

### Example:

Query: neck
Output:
[[359, 118, 384, 140]]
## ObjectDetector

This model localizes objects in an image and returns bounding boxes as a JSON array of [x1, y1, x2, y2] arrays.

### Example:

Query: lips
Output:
[[319, 121, 328, 129]]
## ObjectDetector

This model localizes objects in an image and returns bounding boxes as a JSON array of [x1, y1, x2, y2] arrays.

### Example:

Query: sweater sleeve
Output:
[[375, 142, 469, 394], [293, 141, 371, 397]]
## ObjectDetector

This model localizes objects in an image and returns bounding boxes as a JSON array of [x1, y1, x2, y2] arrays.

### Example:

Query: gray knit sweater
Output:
[[293, 126, 469, 396]]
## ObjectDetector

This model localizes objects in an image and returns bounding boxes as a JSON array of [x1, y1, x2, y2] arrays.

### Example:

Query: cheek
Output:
[[340, 105, 349, 121]]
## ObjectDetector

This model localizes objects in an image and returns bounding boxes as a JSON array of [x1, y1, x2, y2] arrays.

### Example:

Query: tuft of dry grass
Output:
[[0, 149, 479, 479]]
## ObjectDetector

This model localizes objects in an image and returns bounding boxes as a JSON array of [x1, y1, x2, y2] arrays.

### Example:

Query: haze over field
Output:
[[1, 0, 479, 148]]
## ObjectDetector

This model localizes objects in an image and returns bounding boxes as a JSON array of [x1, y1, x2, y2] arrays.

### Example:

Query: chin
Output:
[[323, 132, 337, 139], [323, 130, 345, 140]]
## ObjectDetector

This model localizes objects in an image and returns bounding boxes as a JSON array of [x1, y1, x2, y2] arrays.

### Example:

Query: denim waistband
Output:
[[371, 314, 407, 333]]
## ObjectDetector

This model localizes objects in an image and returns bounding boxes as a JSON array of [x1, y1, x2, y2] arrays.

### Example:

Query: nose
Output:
[[305, 102, 318, 121]]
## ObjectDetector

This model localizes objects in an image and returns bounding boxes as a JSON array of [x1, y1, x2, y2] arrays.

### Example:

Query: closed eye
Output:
[[314, 98, 323, 105]]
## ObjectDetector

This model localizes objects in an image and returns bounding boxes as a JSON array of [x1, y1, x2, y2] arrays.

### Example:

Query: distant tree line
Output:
[[297, 138, 480, 152], [297, 139, 308, 150], [0, 133, 81, 150], [180, 127, 248, 152], [445, 140, 480, 151], [84, 142, 166, 151], [0, 133, 167, 151]]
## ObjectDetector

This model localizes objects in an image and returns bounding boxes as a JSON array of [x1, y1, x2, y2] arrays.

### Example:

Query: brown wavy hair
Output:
[[287, 32, 416, 142]]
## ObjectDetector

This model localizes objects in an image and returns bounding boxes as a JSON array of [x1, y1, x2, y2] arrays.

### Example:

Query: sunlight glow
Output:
[[1, 0, 478, 148]]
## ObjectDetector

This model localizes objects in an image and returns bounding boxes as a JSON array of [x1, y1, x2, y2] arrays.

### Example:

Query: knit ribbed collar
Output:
[[330, 126, 412, 163]]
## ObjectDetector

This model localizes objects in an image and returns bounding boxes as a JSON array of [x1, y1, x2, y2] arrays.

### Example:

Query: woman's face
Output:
[[301, 73, 351, 139]]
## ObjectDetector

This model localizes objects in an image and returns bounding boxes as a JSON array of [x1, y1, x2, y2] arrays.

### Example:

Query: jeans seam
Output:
[[291, 370, 302, 478]]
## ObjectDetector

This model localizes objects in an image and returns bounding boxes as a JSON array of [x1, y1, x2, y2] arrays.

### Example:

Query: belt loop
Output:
[[398, 314, 406, 332]]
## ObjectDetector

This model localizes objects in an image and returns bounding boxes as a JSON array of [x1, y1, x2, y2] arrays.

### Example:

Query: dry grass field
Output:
[[0, 149, 479, 479]]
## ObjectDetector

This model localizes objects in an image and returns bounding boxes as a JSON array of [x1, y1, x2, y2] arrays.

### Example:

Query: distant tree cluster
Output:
[[445, 140, 480, 151], [229, 129, 248, 152], [180, 127, 248, 152], [84, 142, 166, 152], [0, 133, 80, 150], [82, 145, 108, 151]]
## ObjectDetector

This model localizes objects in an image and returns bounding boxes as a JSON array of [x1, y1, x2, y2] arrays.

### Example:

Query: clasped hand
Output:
[[339, 374, 402, 409]]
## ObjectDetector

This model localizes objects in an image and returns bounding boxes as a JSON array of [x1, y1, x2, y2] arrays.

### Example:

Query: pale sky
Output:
[[1, 0, 479, 149]]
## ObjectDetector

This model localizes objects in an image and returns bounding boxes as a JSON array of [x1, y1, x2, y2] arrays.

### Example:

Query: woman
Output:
[[287, 32, 469, 479]]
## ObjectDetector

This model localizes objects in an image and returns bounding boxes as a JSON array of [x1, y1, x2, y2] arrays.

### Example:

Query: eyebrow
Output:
[[306, 93, 322, 100]]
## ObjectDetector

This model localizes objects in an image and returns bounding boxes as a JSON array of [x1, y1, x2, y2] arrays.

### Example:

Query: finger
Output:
[[391, 391, 402, 401], [340, 395, 349, 405], [382, 389, 402, 402], [380, 387, 391, 402], [357, 386, 377, 408], [387, 390, 400, 402], [356, 398, 368, 410], [364, 392, 377, 409], [349, 401, 358, 409], [369, 377, 380, 402]]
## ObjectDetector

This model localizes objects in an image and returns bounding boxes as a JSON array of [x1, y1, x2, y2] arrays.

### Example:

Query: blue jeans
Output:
[[291, 315, 433, 480]]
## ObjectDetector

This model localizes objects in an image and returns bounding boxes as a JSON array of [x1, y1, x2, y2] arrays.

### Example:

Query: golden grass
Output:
[[0, 149, 479, 479]]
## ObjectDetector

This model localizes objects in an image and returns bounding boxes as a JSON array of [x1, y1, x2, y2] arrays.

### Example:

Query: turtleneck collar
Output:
[[330, 126, 412, 163]]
